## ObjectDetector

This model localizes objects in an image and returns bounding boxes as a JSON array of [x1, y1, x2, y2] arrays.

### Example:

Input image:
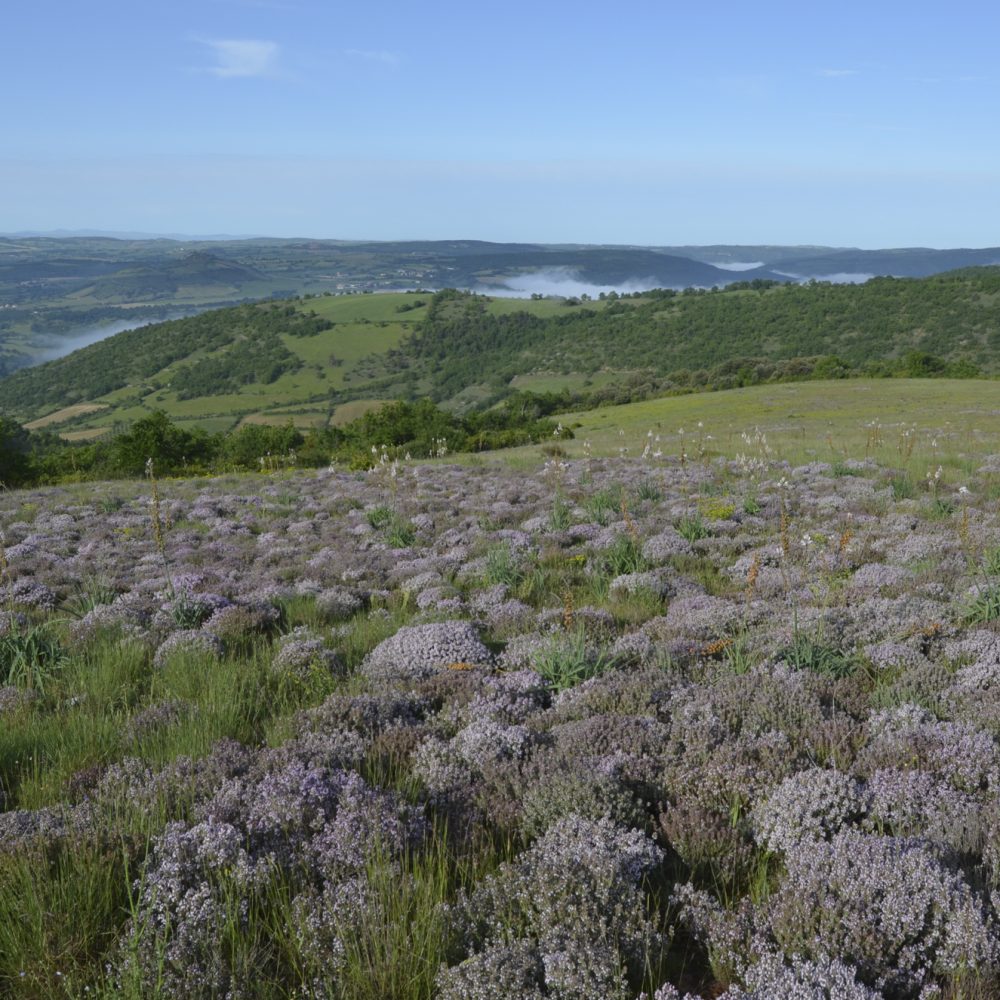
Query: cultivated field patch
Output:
[[24, 403, 108, 429]]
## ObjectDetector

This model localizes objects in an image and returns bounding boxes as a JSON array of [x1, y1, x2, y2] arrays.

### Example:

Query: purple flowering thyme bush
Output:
[[5, 453, 1000, 997], [767, 831, 999, 996]]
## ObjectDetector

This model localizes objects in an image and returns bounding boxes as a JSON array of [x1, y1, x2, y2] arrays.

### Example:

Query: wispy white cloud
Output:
[[198, 38, 280, 78], [818, 68, 859, 78], [344, 48, 399, 67]]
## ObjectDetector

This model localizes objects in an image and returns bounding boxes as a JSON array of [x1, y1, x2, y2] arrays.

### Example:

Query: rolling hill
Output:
[[81, 251, 267, 301], [4, 235, 1000, 381], [2, 266, 1000, 440]]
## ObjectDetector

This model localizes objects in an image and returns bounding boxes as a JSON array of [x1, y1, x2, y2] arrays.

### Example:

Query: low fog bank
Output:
[[480, 266, 882, 299], [477, 269, 673, 299], [711, 261, 765, 271]]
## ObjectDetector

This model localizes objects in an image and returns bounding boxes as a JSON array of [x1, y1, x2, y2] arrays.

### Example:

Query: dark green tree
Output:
[[113, 411, 211, 475], [0, 416, 30, 487]]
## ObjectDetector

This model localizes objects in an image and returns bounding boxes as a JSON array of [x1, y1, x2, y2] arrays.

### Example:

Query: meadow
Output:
[[4, 398, 1000, 997], [559, 378, 1000, 468]]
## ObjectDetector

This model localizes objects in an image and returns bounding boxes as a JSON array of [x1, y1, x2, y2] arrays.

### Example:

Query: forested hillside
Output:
[[2, 268, 999, 433], [0, 304, 330, 416], [404, 269, 1000, 401], [4, 234, 999, 378]]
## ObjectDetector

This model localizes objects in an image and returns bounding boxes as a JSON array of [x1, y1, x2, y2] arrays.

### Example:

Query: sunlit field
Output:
[[471, 379, 1000, 484]]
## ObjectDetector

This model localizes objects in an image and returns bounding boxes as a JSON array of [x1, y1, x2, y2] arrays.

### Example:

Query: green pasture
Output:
[[60, 426, 111, 441], [237, 398, 385, 429], [332, 399, 385, 425], [60, 368, 330, 432], [172, 414, 239, 434], [281, 322, 409, 389], [238, 411, 328, 430], [473, 379, 1000, 478], [481, 294, 612, 318]]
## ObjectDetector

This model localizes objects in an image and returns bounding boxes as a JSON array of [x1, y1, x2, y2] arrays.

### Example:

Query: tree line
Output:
[[0, 400, 569, 488]]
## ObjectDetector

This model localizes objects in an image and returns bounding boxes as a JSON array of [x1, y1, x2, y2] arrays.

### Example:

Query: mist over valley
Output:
[[3, 235, 999, 373]]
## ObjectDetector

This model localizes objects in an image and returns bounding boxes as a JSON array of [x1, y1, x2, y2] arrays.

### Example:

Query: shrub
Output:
[[752, 768, 867, 853], [768, 831, 999, 996], [520, 768, 646, 841], [447, 815, 667, 999]]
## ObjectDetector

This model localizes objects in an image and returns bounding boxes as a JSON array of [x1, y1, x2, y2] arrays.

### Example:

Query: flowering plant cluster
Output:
[[2, 449, 1000, 997]]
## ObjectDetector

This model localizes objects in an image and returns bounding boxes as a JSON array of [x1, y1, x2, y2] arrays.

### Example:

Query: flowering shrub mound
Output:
[[4, 451, 1000, 997], [768, 831, 999, 995], [362, 620, 493, 680], [443, 815, 667, 1000], [752, 768, 867, 853]]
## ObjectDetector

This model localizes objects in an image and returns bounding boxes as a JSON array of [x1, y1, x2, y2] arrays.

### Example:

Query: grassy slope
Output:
[[5, 417, 1000, 995], [475, 378, 1000, 478]]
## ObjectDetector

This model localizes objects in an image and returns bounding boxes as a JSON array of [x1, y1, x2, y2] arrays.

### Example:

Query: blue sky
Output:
[[2, 0, 998, 246]]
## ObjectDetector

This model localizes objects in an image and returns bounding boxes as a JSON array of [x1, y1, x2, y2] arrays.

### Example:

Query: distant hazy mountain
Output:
[[5, 229, 263, 241], [83, 251, 267, 300], [2, 234, 999, 376]]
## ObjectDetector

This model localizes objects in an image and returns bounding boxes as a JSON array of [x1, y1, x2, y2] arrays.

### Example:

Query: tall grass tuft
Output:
[[0, 838, 130, 996], [531, 629, 617, 692], [0, 620, 65, 693]]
